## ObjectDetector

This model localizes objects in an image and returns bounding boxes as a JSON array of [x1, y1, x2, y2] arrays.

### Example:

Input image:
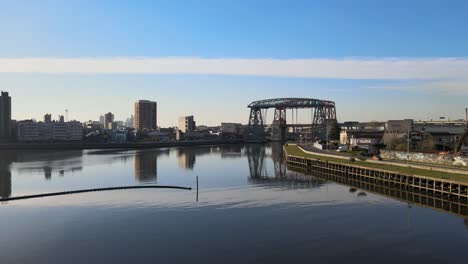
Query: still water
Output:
[[0, 144, 467, 264]]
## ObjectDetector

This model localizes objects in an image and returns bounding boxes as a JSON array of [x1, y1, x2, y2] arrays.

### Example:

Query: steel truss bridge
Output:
[[247, 98, 337, 142]]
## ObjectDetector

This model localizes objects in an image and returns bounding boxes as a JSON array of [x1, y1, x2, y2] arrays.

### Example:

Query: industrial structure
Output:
[[247, 98, 337, 142]]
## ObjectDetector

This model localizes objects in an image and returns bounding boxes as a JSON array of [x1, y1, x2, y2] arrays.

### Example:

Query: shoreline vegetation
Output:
[[284, 144, 468, 184]]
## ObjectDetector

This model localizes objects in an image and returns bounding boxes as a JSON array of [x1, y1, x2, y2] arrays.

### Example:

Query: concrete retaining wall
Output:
[[380, 150, 468, 167]]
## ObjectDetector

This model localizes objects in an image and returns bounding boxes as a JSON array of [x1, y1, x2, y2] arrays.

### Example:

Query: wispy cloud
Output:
[[1, 57, 467, 81], [367, 80, 468, 95]]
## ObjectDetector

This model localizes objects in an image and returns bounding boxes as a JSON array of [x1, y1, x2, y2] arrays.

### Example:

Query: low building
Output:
[[221, 123, 243, 134], [147, 131, 172, 142], [17, 120, 39, 141], [341, 121, 386, 132], [111, 131, 127, 143], [340, 130, 384, 145], [350, 138, 380, 152], [387, 119, 414, 133], [84, 120, 103, 130], [17, 120, 83, 142], [341, 130, 384, 153], [221, 123, 244, 139]]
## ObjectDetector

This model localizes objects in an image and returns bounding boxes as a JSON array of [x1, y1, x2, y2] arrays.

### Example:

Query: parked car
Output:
[[337, 145, 348, 152]]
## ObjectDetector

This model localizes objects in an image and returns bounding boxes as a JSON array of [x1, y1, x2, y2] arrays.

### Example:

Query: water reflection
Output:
[[176, 146, 221, 169], [0, 150, 84, 197], [1, 144, 467, 220], [220, 145, 243, 159], [288, 165, 468, 218], [177, 148, 197, 170], [0, 152, 15, 198], [245, 143, 325, 189], [134, 149, 170, 183], [14, 150, 84, 179]]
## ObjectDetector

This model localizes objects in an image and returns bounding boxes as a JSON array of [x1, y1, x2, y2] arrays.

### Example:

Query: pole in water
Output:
[[196, 176, 199, 202]]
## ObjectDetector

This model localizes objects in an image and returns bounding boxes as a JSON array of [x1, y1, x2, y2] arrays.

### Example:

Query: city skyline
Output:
[[3, 87, 468, 127], [1, 0, 468, 126]]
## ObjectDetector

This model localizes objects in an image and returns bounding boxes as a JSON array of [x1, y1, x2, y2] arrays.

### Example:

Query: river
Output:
[[0, 143, 467, 264]]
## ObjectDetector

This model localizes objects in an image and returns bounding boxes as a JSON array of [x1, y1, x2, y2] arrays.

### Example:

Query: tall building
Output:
[[135, 100, 157, 131], [125, 115, 135, 128], [0, 91, 12, 140], [105, 112, 114, 129], [178, 116, 196, 133], [99, 115, 105, 125], [44, 114, 52, 123]]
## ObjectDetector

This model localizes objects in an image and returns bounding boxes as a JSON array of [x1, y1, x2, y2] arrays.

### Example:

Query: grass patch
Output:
[[284, 145, 468, 183]]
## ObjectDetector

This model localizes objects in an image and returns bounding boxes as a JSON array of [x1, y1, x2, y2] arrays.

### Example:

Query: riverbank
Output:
[[0, 139, 246, 151], [284, 144, 468, 184]]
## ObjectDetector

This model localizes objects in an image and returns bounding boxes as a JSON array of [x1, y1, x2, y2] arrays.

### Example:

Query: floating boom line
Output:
[[0, 185, 192, 202]]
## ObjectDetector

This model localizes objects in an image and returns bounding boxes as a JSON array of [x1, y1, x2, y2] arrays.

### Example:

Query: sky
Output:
[[1, 0, 467, 126]]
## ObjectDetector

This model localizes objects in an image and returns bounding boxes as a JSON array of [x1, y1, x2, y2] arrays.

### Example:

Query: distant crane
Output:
[[454, 108, 468, 154]]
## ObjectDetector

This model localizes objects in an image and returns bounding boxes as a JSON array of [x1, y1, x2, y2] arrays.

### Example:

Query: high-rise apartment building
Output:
[[0, 91, 11, 140], [135, 100, 157, 131], [178, 116, 196, 133]]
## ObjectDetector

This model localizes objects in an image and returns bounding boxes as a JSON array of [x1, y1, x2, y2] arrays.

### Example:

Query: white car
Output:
[[337, 146, 348, 152]]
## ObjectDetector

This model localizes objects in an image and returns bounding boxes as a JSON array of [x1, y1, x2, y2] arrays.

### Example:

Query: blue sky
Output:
[[1, 0, 467, 126]]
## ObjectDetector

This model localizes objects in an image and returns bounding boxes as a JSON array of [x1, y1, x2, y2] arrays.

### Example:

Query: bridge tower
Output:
[[271, 108, 287, 141], [247, 108, 265, 142]]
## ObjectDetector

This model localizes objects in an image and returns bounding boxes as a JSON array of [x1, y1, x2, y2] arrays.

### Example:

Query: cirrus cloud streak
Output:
[[0, 57, 467, 81]]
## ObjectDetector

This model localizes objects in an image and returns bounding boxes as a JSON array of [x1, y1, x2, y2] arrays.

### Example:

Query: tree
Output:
[[420, 134, 435, 151], [386, 137, 407, 151], [328, 122, 341, 141]]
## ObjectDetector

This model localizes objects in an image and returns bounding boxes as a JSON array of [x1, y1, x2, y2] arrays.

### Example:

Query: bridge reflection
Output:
[[288, 165, 468, 218], [246, 143, 325, 189], [246, 143, 467, 218]]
